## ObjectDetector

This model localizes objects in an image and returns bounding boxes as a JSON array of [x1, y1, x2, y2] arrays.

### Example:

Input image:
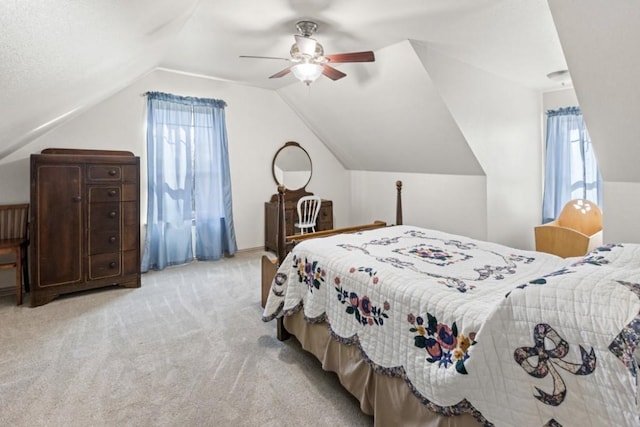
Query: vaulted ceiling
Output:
[[1, 0, 638, 182], [0, 1, 565, 160]]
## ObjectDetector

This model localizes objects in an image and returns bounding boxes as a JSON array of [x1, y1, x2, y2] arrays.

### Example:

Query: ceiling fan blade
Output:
[[321, 64, 346, 81], [325, 51, 375, 63], [239, 55, 291, 61], [269, 67, 293, 79], [294, 35, 317, 56]]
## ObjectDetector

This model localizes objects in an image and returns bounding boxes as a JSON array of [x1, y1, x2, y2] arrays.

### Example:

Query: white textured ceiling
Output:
[[0, 0, 567, 160], [161, 0, 566, 91]]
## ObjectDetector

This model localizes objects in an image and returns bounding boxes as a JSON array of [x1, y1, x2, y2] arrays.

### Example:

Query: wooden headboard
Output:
[[275, 180, 403, 263]]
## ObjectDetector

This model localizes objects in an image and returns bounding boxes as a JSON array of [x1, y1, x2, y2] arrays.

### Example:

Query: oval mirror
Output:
[[272, 141, 312, 191]]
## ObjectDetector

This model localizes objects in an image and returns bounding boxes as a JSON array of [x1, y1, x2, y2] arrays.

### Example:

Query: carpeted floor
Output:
[[0, 251, 373, 426]]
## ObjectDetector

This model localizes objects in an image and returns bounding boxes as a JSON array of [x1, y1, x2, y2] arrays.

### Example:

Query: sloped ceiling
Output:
[[0, 0, 568, 166], [548, 0, 640, 182], [0, 1, 200, 159], [278, 40, 483, 175]]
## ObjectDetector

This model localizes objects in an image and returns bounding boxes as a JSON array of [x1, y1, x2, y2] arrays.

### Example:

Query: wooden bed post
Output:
[[396, 180, 403, 225], [276, 185, 287, 264], [276, 184, 290, 341]]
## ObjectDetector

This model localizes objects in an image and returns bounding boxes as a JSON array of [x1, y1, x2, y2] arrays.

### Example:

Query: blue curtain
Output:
[[542, 106, 602, 223], [141, 92, 237, 272], [192, 101, 237, 260]]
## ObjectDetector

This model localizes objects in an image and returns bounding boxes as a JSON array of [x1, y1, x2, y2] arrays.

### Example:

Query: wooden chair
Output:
[[0, 204, 29, 305], [294, 195, 322, 234], [534, 199, 602, 258]]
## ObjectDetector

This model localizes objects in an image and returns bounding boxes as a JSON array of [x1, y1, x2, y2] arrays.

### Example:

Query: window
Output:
[[141, 92, 237, 272], [542, 106, 602, 223]]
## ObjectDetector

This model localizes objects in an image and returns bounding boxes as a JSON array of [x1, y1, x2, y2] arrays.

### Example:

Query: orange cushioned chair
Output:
[[534, 199, 602, 258], [0, 204, 29, 305]]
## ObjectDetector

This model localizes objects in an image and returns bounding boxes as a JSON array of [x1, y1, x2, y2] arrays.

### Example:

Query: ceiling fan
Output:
[[240, 20, 375, 85]]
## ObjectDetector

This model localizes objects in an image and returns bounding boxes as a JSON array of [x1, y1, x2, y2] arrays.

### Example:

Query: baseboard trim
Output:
[[235, 246, 273, 256]]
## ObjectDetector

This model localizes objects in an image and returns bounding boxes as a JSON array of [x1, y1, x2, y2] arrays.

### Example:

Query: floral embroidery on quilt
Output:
[[571, 243, 623, 268], [394, 244, 472, 266], [439, 239, 477, 250], [366, 236, 403, 246], [514, 323, 596, 407], [436, 277, 475, 293], [336, 243, 371, 255], [609, 317, 640, 378], [349, 266, 379, 284], [408, 312, 477, 374], [609, 280, 640, 380], [475, 254, 535, 280], [292, 254, 325, 292], [340, 230, 545, 293], [505, 267, 574, 296], [271, 272, 287, 297], [335, 277, 389, 326]]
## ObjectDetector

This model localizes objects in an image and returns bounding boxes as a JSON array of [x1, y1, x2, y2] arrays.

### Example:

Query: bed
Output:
[[261, 184, 640, 426]]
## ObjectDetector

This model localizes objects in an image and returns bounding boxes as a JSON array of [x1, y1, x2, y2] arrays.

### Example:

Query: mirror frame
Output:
[[271, 141, 312, 191]]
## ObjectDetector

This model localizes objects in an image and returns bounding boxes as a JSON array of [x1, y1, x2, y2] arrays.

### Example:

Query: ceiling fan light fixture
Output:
[[240, 19, 374, 85], [290, 41, 324, 59], [292, 62, 323, 85], [296, 20, 318, 37]]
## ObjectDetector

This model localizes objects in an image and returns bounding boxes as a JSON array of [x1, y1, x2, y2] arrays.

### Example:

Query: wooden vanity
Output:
[[264, 191, 333, 252], [264, 141, 333, 253]]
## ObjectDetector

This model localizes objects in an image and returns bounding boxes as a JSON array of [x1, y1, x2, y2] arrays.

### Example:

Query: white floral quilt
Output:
[[262, 225, 640, 427]]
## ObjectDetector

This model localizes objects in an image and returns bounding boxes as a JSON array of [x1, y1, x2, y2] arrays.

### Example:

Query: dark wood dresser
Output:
[[30, 148, 141, 306], [264, 193, 332, 253]]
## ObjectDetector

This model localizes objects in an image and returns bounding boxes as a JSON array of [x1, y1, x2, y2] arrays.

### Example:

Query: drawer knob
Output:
[[109, 236, 116, 243], [108, 169, 117, 176], [72, 196, 82, 202], [109, 262, 117, 268], [108, 190, 117, 196], [109, 211, 117, 218]]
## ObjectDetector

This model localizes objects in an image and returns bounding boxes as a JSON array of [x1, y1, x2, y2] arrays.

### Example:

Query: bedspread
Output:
[[262, 225, 640, 426]]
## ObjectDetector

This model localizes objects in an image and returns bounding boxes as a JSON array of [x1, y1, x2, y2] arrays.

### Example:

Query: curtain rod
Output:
[[140, 91, 227, 107]]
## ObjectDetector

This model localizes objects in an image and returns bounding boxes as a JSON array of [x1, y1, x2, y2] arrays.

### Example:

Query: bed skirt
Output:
[[284, 311, 481, 427]]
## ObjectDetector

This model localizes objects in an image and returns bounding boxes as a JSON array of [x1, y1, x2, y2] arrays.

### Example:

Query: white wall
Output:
[[349, 171, 487, 241], [602, 182, 640, 243], [414, 43, 543, 250], [543, 88, 578, 110], [1, 69, 351, 251]]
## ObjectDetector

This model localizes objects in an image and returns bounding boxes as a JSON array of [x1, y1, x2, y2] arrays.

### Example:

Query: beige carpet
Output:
[[0, 251, 372, 426]]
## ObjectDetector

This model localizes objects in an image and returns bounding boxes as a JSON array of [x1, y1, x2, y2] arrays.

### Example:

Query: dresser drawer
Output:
[[88, 203, 120, 230], [88, 186, 121, 203], [87, 165, 122, 182], [88, 253, 121, 280], [89, 229, 121, 255]]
